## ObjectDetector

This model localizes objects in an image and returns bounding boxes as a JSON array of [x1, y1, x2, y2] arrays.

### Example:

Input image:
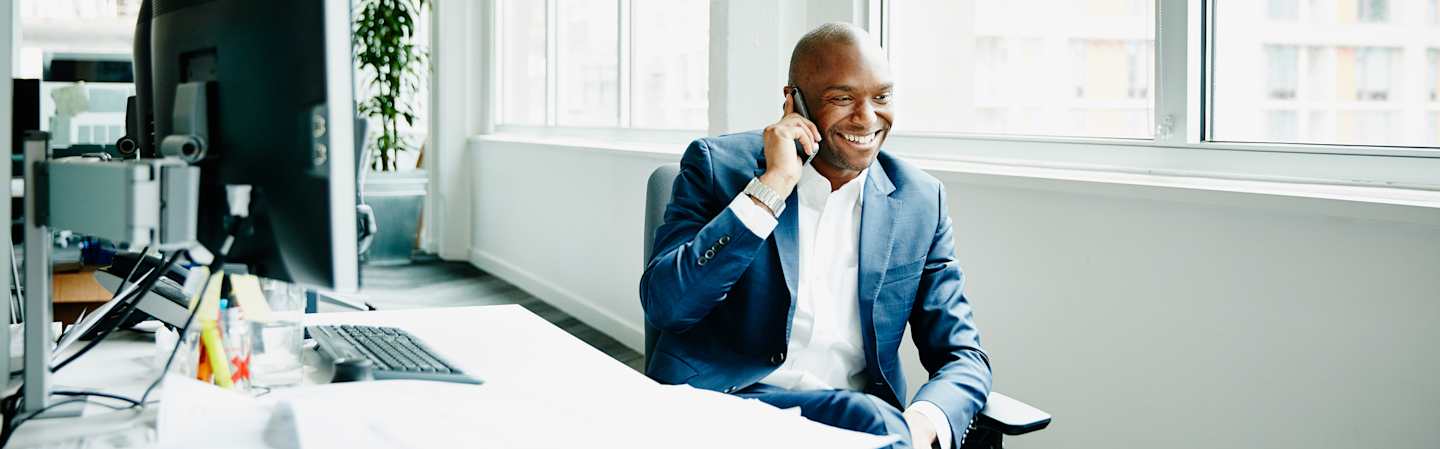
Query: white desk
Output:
[[10, 305, 891, 449]]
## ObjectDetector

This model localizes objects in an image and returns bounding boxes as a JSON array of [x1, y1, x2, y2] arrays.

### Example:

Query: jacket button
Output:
[[704, 248, 716, 259], [718, 235, 730, 245], [724, 386, 737, 393], [769, 353, 785, 365], [697, 257, 708, 266]]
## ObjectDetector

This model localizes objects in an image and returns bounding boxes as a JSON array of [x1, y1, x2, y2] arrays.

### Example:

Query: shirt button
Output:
[[769, 353, 785, 365]]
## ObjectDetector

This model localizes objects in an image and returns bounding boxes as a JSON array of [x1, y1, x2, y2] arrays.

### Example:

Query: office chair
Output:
[[643, 164, 1051, 449]]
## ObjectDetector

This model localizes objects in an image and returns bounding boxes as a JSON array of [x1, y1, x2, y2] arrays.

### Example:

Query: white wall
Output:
[[466, 135, 1440, 449]]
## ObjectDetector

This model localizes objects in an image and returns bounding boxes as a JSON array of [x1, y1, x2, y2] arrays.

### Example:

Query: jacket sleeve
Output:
[[909, 182, 994, 449], [639, 138, 771, 334]]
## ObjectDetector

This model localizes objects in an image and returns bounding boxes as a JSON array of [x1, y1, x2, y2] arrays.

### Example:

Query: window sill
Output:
[[468, 132, 1440, 221], [915, 156, 1440, 210]]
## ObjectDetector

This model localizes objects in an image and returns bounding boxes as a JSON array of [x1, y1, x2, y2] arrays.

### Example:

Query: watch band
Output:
[[743, 177, 785, 217]]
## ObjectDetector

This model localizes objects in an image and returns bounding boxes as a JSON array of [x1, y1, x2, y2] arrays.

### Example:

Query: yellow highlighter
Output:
[[200, 319, 234, 389]]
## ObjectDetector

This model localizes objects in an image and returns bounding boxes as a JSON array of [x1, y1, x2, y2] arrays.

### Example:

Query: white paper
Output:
[[156, 374, 896, 449], [156, 375, 275, 449], [262, 380, 897, 449]]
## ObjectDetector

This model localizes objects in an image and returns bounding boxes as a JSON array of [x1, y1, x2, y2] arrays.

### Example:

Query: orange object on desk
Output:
[[52, 270, 114, 325]]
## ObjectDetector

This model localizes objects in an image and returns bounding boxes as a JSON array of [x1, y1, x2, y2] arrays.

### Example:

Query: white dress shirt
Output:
[[728, 161, 954, 449]]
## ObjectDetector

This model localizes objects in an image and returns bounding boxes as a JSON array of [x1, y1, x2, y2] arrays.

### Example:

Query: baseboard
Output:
[[468, 249, 645, 352]]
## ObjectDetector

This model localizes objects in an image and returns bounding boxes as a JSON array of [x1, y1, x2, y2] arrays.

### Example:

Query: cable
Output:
[[51, 252, 181, 373], [0, 390, 22, 446], [141, 218, 248, 407], [52, 390, 143, 409], [3, 218, 249, 447], [139, 282, 202, 406], [111, 246, 153, 301], [53, 247, 154, 348], [0, 255, 176, 446], [1, 398, 91, 447], [49, 253, 174, 372], [51, 253, 176, 372]]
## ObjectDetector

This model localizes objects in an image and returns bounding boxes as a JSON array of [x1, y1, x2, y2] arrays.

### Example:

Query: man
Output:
[[639, 23, 990, 449]]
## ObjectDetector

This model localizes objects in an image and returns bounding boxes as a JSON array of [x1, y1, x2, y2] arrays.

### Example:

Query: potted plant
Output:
[[354, 0, 429, 264]]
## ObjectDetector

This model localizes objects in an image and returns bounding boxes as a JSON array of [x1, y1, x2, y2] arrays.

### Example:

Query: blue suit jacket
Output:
[[639, 132, 992, 447]]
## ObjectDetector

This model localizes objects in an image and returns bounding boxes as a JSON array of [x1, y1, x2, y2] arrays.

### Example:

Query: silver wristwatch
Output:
[[743, 177, 785, 217]]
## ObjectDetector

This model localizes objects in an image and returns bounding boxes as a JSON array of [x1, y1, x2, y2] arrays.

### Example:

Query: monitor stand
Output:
[[19, 132, 87, 419]]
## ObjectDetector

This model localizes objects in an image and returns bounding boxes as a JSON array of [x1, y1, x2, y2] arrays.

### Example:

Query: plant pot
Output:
[[361, 170, 427, 265]]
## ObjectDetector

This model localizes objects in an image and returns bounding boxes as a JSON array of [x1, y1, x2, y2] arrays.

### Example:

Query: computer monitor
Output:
[[145, 0, 359, 291]]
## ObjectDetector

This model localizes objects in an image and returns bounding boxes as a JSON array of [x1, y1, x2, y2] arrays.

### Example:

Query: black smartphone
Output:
[[789, 86, 816, 164]]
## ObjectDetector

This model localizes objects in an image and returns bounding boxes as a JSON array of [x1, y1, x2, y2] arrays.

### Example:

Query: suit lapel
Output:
[[773, 190, 801, 307], [857, 162, 897, 372], [753, 166, 801, 310]]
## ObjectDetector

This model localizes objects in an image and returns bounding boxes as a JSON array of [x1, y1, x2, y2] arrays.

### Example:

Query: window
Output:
[[496, 0, 709, 130], [1269, 0, 1300, 21], [1266, 110, 1300, 140], [1266, 45, 1299, 100], [1357, 0, 1389, 22], [1211, 1, 1434, 147], [888, 0, 1155, 138], [16, 0, 141, 148], [499, 0, 546, 125], [1351, 47, 1398, 101], [555, 0, 619, 127], [631, 0, 709, 129]]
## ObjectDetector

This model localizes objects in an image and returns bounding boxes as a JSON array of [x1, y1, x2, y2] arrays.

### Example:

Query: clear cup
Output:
[[250, 279, 306, 388], [221, 306, 253, 391], [166, 308, 253, 392]]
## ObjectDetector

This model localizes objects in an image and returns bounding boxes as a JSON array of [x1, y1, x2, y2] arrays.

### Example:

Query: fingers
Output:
[[779, 86, 820, 156], [793, 129, 818, 157], [799, 117, 821, 144], [786, 113, 820, 156]]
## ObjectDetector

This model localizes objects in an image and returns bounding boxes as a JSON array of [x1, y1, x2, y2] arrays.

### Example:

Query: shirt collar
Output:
[[799, 160, 868, 208]]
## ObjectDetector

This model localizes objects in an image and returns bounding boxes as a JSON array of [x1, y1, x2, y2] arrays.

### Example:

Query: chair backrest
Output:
[[642, 163, 681, 362]]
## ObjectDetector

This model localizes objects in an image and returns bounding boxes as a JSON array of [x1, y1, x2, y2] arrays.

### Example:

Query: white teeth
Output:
[[841, 132, 876, 145]]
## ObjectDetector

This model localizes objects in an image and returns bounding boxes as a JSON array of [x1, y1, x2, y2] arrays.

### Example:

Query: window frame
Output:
[[480, 0, 1440, 191], [875, 0, 1440, 165], [494, 0, 707, 134]]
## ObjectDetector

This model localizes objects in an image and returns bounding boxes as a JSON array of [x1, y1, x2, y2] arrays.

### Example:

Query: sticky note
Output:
[[228, 274, 273, 323]]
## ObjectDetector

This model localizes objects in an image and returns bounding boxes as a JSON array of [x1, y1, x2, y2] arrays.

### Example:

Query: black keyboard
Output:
[[308, 324, 483, 385]]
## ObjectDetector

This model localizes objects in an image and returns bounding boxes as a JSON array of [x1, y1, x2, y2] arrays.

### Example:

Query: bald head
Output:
[[781, 22, 895, 179], [787, 22, 880, 86]]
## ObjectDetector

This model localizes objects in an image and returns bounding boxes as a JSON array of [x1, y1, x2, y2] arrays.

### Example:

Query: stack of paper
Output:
[[157, 377, 898, 449], [156, 376, 274, 449], [266, 380, 897, 449]]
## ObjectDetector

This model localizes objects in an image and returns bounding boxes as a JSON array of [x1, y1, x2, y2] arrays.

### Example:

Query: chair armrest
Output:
[[974, 391, 1051, 435]]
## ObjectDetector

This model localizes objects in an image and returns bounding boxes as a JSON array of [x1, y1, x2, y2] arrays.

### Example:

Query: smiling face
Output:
[[793, 40, 895, 175]]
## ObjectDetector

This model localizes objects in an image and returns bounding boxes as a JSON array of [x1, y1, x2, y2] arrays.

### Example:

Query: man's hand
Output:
[[903, 407, 940, 449], [758, 88, 821, 204]]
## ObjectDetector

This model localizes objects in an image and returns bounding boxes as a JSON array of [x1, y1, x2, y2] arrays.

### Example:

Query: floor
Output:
[[357, 259, 646, 372]]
